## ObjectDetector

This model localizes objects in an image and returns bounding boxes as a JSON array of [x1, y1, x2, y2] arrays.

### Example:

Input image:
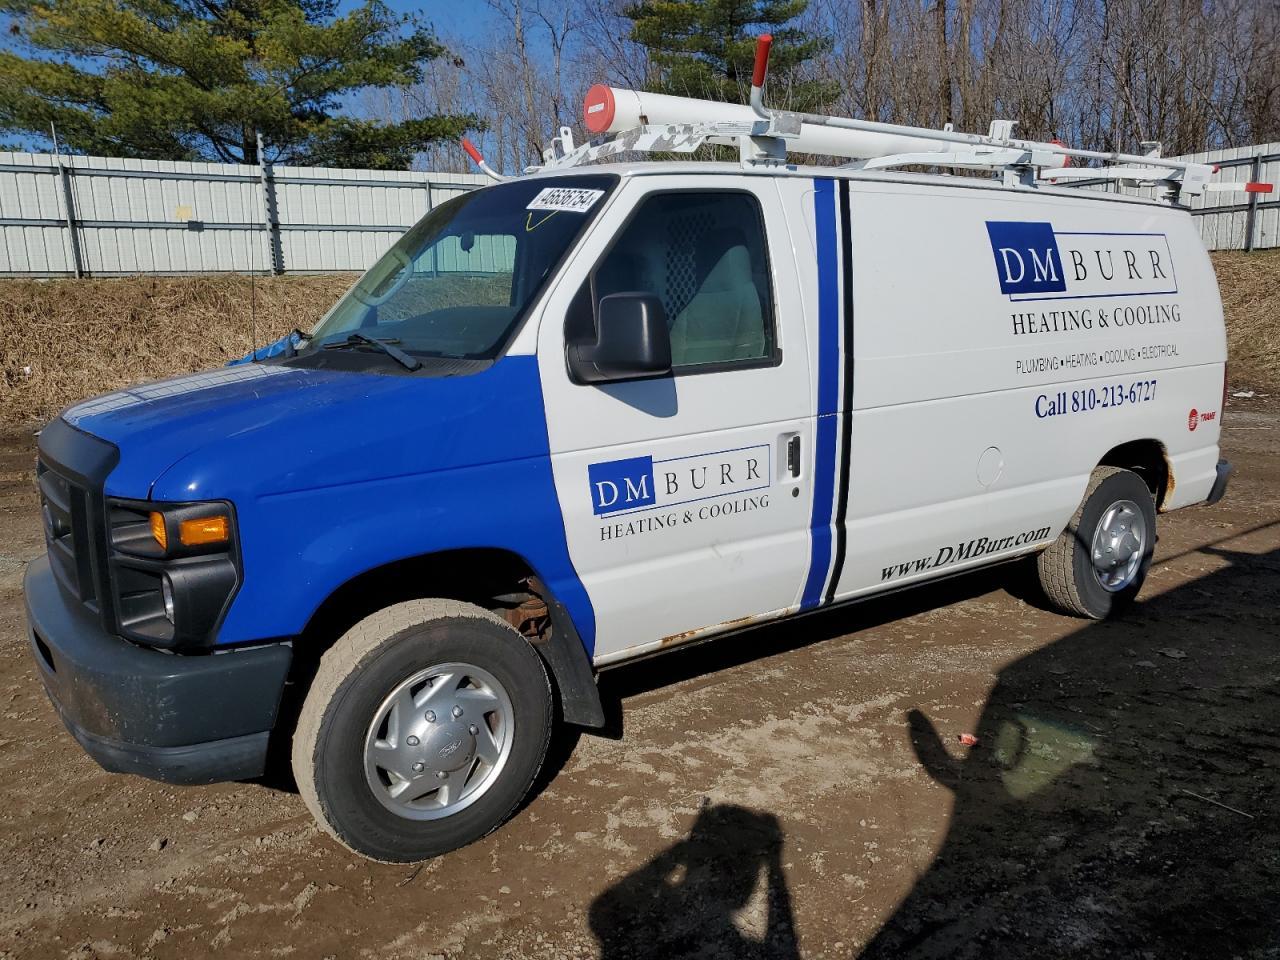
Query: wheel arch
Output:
[[289, 547, 603, 729], [1097, 438, 1172, 511]]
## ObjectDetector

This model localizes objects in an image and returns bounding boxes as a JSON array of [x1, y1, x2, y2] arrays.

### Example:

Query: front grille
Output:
[[36, 459, 99, 610], [35, 418, 119, 628]]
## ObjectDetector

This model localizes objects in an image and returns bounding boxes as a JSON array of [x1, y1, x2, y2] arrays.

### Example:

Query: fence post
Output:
[[422, 179, 436, 273], [255, 132, 284, 274], [1243, 154, 1262, 252], [54, 158, 84, 278]]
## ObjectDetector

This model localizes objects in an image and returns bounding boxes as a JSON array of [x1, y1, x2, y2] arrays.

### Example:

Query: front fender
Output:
[[145, 356, 597, 656]]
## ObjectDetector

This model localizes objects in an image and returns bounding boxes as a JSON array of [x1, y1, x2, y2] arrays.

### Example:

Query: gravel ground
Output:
[[0, 403, 1276, 960]]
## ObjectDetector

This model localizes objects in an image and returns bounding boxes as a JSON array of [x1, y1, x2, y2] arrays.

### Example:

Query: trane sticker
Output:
[[588, 445, 771, 517], [985, 221, 1177, 302]]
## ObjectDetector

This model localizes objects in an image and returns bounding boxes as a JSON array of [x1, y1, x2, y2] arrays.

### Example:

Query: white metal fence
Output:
[[0, 151, 487, 277], [0, 142, 1275, 277], [1177, 142, 1279, 251]]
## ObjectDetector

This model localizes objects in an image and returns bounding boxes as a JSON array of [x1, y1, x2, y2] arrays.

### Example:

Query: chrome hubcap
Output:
[[363, 662, 513, 820], [1090, 500, 1146, 592]]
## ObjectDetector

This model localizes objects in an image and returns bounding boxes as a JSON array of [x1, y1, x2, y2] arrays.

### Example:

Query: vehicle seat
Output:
[[670, 230, 764, 365]]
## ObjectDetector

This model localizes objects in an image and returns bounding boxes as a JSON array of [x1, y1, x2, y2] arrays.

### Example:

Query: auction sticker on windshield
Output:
[[527, 187, 605, 213]]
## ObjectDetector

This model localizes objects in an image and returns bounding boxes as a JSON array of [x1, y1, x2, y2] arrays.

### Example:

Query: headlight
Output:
[[106, 499, 241, 649]]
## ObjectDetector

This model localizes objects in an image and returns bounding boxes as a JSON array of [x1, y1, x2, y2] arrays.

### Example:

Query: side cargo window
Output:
[[591, 192, 777, 371]]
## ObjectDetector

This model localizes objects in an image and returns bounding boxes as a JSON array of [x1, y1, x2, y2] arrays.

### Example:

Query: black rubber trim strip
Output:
[[825, 178, 856, 605], [1206, 458, 1232, 505]]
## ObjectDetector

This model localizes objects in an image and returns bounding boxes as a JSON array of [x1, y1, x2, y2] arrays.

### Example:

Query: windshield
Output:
[[307, 175, 616, 361]]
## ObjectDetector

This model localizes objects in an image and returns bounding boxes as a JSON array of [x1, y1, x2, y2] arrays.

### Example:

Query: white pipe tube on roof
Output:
[[582, 85, 992, 162]]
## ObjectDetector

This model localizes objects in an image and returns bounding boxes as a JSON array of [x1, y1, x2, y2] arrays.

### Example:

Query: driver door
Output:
[[536, 176, 815, 664]]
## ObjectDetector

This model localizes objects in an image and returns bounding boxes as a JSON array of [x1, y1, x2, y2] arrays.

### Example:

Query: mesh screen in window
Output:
[[594, 192, 775, 369]]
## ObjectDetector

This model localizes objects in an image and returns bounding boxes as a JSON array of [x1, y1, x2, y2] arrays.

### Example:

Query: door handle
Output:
[[786, 434, 801, 478]]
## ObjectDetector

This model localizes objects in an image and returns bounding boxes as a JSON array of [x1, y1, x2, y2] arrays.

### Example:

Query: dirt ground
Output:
[[0, 403, 1277, 960]]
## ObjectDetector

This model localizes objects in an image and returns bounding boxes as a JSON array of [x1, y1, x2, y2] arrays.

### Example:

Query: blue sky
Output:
[[360, 2, 492, 43]]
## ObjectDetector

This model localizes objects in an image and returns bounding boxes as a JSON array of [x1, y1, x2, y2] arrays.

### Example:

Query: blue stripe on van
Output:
[[800, 178, 841, 611]]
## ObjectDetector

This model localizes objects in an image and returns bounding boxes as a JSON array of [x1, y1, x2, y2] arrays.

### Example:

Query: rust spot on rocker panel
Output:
[[658, 612, 769, 650]]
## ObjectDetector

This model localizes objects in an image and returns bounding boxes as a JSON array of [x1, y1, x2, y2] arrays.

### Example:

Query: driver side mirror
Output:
[[567, 292, 672, 384]]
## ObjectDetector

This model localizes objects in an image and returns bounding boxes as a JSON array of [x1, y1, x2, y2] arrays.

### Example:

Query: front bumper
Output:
[[24, 555, 292, 785], [1206, 458, 1232, 506]]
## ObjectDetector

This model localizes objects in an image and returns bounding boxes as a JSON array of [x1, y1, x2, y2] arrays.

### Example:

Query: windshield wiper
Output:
[[283, 329, 313, 359], [323, 332, 422, 371]]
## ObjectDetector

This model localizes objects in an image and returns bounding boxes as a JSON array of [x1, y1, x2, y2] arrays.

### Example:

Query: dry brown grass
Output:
[[1, 254, 1278, 428], [1210, 249, 1280, 393], [1, 274, 354, 427]]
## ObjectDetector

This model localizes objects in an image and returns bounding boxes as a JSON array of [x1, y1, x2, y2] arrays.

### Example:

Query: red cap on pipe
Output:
[[1245, 182, 1273, 193], [752, 34, 773, 88], [1048, 139, 1072, 167], [461, 138, 483, 165], [583, 84, 616, 135]]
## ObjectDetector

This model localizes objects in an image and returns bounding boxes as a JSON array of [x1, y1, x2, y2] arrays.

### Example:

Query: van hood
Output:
[[62, 358, 545, 501]]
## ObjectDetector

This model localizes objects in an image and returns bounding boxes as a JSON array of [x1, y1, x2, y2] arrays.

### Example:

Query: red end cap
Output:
[[1048, 138, 1072, 166], [461, 138, 483, 165], [583, 84, 616, 135], [752, 34, 773, 88], [1245, 182, 1274, 193]]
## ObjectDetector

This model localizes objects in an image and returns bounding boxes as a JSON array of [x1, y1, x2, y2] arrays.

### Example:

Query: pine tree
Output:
[[0, 0, 478, 168], [625, 0, 836, 111]]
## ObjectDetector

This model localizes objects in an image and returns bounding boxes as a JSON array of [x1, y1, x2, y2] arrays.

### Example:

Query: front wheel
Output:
[[1037, 466, 1157, 619], [292, 599, 553, 862]]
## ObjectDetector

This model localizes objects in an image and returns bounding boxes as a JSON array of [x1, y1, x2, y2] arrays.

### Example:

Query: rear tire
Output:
[[292, 599, 553, 863], [1037, 467, 1156, 619]]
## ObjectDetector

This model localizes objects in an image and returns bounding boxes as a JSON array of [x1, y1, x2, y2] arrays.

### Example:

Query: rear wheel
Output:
[[1037, 467, 1156, 619], [292, 599, 553, 862]]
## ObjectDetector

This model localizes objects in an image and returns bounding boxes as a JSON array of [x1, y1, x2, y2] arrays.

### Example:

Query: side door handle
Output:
[[786, 434, 802, 478]]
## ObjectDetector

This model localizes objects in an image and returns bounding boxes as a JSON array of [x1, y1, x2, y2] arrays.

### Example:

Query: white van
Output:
[[26, 58, 1233, 863]]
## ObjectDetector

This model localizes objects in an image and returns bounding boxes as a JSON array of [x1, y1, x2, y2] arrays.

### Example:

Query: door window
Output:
[[592, 192, 777, 370]]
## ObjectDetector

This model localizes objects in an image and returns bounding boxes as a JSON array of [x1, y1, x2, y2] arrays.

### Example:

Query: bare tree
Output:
[[365, 0, 1280, 175]]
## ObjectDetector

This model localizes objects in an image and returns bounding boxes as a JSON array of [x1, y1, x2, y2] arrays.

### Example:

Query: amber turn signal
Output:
[[179, 515, 230, 547], [149, 511, 168, 551]]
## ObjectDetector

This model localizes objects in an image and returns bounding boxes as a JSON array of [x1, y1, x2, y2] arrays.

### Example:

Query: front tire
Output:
[[292, 599, 553, 863], [1037, 467, 1156, 619]]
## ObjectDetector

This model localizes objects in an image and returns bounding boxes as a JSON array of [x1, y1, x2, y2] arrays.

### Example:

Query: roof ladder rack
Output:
[[463, 35, 1235, 205]]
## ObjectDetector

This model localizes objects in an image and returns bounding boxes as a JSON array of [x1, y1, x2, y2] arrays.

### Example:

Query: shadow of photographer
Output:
[[588, 533, 1279, 959], [862, 542, 1280, 959], [590, 800, 801, 960]]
